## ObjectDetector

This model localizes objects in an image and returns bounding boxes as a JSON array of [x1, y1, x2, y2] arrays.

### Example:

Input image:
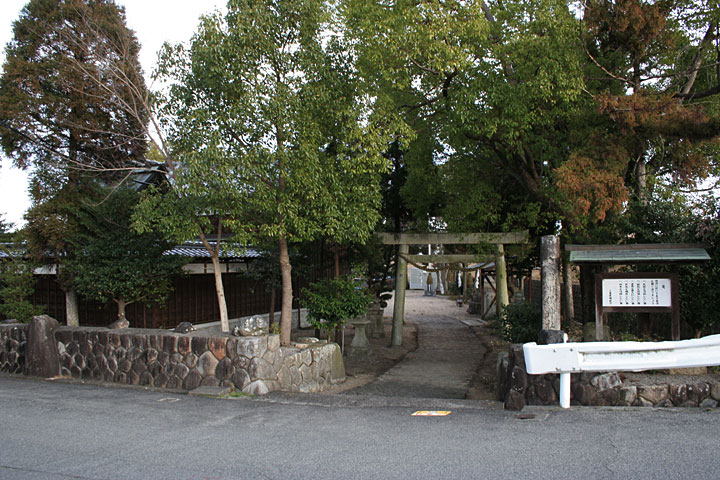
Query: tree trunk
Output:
[[562, 252, 575, 322], [65, 289, 79, 326], [495, 244, 509, 313], [334, 248, 341, 279], [279, 237, 293, 346], [210, 254, 230, 333], [115, 298, 127, 321]]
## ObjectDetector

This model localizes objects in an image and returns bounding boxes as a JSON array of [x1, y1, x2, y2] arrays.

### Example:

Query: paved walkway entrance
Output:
[[345, 290, 486, 399]]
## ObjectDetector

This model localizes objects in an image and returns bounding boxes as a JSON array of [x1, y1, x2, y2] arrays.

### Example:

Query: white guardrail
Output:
[[523, 334, 720, 408]]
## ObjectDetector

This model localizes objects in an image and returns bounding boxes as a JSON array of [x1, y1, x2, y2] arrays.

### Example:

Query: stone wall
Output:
[[0, 324, 27, 374], [499, 344, 720, 410], [0, 322, 345, 395]]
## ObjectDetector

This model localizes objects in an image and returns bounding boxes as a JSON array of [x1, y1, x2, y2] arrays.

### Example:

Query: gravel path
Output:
[[345, 290, 486, 399]]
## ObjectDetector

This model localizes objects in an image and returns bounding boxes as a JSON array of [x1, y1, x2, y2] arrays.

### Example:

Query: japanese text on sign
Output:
[[602, 278, 672, 308]]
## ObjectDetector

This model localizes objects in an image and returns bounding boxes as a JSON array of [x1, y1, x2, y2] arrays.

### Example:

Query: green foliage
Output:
[[66, 187, 185, 321], [302, 277, 372, 339], [1, 0, 149, 306], [0, 243, 44, 322], [142, 0, 408, 341], [0, 0, 148, 187], [494, 301, 542, 344]]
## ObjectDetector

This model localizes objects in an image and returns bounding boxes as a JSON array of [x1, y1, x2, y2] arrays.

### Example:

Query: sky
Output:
[[0, 0, 227, 230]]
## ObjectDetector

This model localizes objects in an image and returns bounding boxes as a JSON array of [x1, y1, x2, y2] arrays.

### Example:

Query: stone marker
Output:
[[108, 318, 129, 329], [234, 316, 268, 336], [174, 322, 195, 333], [347, 317, 371, 358], [24, 315, 61, 378]]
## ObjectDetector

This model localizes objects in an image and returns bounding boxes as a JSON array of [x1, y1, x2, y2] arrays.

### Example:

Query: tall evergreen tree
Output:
[[0, 0, 149, 324]]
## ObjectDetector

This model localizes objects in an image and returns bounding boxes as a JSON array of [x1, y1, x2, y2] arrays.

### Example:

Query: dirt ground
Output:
[[302, 291, 508, 399], [295, 317, 419, 394]]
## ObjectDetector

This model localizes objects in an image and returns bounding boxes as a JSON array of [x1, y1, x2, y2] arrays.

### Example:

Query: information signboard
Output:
[[595, 272, 680, 340], [601, 278, 672, 308]]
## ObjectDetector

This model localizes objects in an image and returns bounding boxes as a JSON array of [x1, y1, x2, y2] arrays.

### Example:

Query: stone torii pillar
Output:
[[390, 243, 408, 347], [379, 231, 529, 347]]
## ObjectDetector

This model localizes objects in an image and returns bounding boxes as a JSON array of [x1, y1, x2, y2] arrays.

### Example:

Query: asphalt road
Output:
[[1, 376, 719, 479]]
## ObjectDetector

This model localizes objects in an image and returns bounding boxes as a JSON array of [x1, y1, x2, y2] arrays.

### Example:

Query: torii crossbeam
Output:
[[379, 231, 529, 347]]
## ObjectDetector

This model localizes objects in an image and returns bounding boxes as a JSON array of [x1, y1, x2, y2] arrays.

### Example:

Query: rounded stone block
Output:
[[166, 375, 182, 390], [148, 362, 163, 377], [208, 337, 227, 361], [174, 363, 190, 378], [118, 358, 131, 373], [711, 383, 720, 401], [158, 351, 170, 366], [177, 336, 191, 355], [670, 384, 688, 406], [183, 353, 198, 369], [191, 337, 208, 355], [232, 369, 250, 389], [278, 365, 292, 389], [236, 337, 267, 359], [146, 348, 159, 363], [183, 369, 203, 390], [107, 357, 118, 372], [215, 357, 234, 382], [289, 365, 301, 386], [638, 385, 668, 404], [154, 372, 169, 388], [249, 358, 276, 381], [225, 338, 238, 359], [267, 334, 280, 352], [299, 364, 312, 383], [200, 376, 220, 387], [197, 351, 219, 377], [233, 355, 250, 371], [139, 371, 154, 386], [163, 335, 178, 353], [73, 353, 86, 370], [127, 369, 140, 385], [95, 355, 107, 371], [618, 386, 637, 406], [242, 380, 269, 395]]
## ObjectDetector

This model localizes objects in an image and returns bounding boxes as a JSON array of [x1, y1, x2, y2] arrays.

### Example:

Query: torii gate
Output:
[[379, 231, 529, 346]]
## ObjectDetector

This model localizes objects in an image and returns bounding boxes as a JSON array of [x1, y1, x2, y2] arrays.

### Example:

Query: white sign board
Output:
[[602, 278, 672, 307]]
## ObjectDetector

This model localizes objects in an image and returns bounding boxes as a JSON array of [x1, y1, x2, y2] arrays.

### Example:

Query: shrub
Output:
[[494, 300, 542, 344], [301, 277, 373, 340]]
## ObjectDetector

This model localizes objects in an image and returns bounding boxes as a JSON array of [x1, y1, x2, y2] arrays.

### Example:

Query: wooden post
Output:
[[391, 243, 408, 347], [562, 252, 575, 322], [541, 235, 561, 330], [495, 244, 509, 313]]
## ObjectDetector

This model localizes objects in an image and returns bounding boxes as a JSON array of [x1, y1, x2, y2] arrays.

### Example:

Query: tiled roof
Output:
[[0, 244, 24, 259], [566, 244, 710, 264], [164, 242, 261, 260], [1, 242, 260, 261]]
